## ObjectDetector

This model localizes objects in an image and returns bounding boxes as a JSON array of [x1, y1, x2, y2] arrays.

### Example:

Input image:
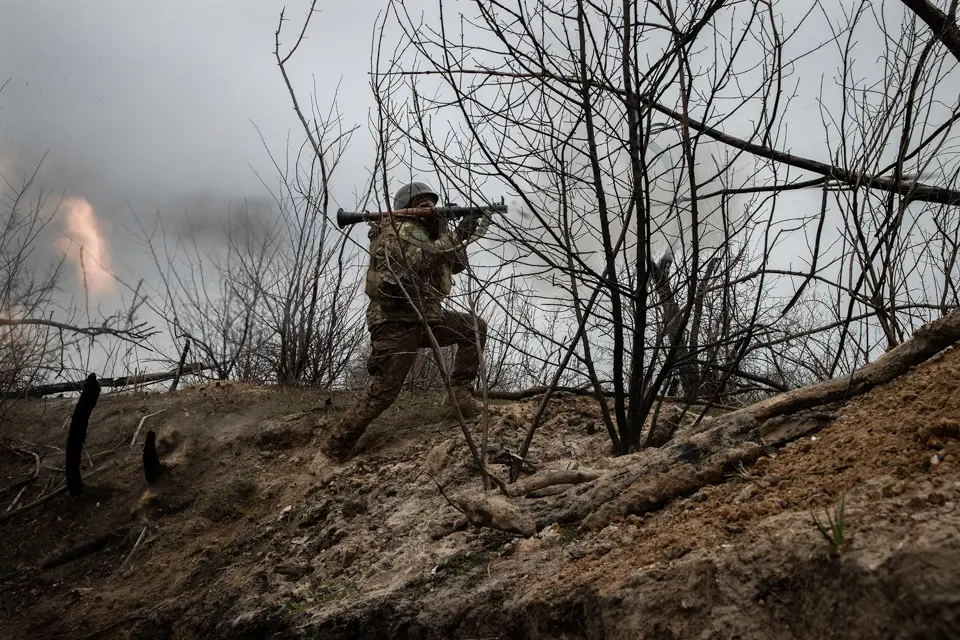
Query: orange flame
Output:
[[58, 197, 113, 295]]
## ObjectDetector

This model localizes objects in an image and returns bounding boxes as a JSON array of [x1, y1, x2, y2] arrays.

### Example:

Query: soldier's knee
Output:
[[367, 374, 405, 405]]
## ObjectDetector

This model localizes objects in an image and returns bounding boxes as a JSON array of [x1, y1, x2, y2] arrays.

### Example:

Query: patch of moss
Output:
[[315, 577, 359, 604], [443, 552, 489, 577], [554, 525, 582, 545]]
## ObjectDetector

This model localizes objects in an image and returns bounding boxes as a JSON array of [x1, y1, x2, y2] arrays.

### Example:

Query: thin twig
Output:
[[0, 462, 116, 524], [0, 448, 40, 497], [130, 410, 164, 448], [6, 485, 27, 512], [116, 525, 148, 575]]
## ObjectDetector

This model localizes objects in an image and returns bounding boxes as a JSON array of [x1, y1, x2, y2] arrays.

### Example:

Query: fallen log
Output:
[[1, 362, 211, 399], [480, 386, 611, 401], [737, 312, 960, 422], [528, 311, 960, 532]]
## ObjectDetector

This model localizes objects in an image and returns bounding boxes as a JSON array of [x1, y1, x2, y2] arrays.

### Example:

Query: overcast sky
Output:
[[0, 0, 399, 376], [0, 0, 381, 266], [0, 0, 894, 285], [0, 0, 948, 380]]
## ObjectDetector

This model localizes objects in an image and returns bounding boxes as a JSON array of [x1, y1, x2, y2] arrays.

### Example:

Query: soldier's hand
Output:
[[457, 212, 491, 242], [469, 211, 491, 242], [455, 212, 482, 238]]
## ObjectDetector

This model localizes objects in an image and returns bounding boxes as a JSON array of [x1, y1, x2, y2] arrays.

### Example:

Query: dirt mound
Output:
[[0, 348, 959, 639]]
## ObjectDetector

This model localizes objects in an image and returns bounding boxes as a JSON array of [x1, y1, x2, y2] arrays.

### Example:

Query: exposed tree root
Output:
[[449, 490, 537, 536], [40, 526, 131, 571], [521, 311, 960, 533], [66, 375, 101, 497], [142, 431, 163, 484], [501, 469, 604, 498]]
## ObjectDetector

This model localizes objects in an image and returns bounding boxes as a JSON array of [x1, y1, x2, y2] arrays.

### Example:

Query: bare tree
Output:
[[264, 0, 960, 473], [0, 155, 152, 411], [366, 0, 960, 459]]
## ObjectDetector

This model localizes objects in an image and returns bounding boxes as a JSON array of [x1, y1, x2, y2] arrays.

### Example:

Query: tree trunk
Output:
[[65, 374, 101, 497]]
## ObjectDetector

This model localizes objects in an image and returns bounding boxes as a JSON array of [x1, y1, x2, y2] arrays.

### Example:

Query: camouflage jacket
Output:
[[364, 218, 468, 327]]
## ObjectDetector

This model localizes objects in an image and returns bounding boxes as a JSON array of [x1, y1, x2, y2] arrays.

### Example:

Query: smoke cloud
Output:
[[57, 196, 113, 296]]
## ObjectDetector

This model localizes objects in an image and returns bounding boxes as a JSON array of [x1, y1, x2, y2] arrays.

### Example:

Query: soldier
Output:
[[317, 182, 490, 463]]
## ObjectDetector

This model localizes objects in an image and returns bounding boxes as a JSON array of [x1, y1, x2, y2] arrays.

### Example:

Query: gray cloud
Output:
[[0, 0, 386, 312], [0, 0, 380, 215]]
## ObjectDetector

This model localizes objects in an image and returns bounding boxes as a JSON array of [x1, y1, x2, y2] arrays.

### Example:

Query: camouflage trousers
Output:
[[322, 310, 487, 460]]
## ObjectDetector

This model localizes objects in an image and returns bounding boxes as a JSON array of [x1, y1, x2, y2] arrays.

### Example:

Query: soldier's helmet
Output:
[[393, 182, 439, 210]]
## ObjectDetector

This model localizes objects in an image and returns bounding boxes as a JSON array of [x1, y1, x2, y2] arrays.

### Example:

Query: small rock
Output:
[[515, 537, 542, 555], [423, 439, 457, 480], [928, 492, 947, 506], [297, 502, 330, 528], [341, 498, 368, 519], [734, 485, 757, 504], [341, 546, 358, 569], [429, 516, 468, 540], [568, 544, 588, 559], [274, 562, 311, 579]]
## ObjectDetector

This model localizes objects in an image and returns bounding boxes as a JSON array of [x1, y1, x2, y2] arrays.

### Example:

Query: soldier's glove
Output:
[[433, 213, 490, 257], [455, 212, 491, 244], [455, 212, 481, 238]]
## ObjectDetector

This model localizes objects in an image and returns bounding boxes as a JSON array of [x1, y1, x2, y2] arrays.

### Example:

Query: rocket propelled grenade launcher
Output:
[[336, 200, 508, 229]]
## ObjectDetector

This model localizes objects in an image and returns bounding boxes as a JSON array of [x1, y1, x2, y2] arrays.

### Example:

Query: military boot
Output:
[[316, 399, 381, 464], [439, 386, 482, 421]]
